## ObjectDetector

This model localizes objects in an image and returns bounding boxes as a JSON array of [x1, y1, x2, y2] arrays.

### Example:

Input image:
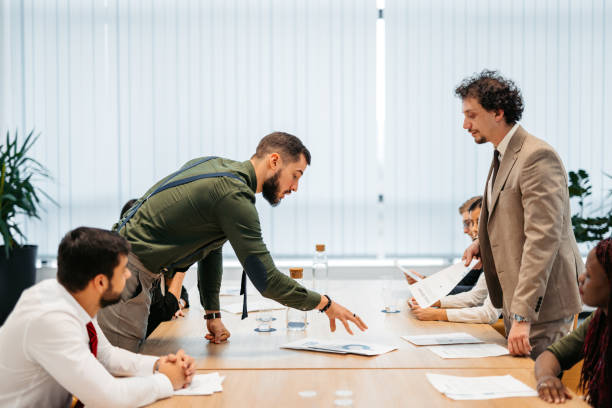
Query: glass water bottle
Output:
[[312, 244, 329, 294], [287, 267, 307, 331]]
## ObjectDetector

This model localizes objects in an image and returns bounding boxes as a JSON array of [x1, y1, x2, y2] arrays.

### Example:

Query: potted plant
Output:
[[568, 169, 612, 245], [0, 130, 56, 325]]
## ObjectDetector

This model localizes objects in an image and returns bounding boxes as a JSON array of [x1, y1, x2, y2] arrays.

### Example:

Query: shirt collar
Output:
[[496, 123, 520, 159], [242, 160, 258, 193], [56, 280, 95, 325]]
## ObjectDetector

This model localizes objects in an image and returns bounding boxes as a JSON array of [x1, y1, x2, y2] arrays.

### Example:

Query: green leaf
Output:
[[0, 129, 58, 248]]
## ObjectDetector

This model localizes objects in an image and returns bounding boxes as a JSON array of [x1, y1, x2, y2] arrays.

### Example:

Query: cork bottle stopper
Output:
[[316, 244, 326, 252], [289, 267, 303, 279]]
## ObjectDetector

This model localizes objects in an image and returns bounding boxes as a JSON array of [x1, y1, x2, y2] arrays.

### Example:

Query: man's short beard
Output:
[[262, 171, 282, 207], [99, 281, 121, 308]]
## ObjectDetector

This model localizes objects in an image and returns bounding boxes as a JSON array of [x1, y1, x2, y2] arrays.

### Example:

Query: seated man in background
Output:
[[451, 195, 485, 294], [534, 238, 611, 407], [406, 196, 484, 292], [0, 227, 195, 408], [408, 198, 501, 324], [121, 199, 190, 337], [404, 196, 484, 288]]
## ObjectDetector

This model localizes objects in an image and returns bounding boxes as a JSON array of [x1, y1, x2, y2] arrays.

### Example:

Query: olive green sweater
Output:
[[117, 157, 321, 312], [547, 312, 594, 370]]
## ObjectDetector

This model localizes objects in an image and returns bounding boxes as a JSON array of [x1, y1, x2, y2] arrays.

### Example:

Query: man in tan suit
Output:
[[457, 70, 582, 359]]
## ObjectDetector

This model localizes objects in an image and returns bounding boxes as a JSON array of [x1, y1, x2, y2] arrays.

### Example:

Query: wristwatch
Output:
[[511, 313, 530, 323], [319, 295, 332, 313], [204, 312, 222, 320]]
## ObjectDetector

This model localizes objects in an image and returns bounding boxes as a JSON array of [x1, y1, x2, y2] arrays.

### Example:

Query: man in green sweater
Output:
[[98, 132, 368, 351]]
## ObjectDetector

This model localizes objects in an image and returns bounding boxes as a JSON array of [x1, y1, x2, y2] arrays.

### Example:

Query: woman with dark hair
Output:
[[535, 238, 611, 407]]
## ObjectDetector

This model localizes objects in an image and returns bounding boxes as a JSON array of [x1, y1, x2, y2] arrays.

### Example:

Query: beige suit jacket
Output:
[[478, 126, 583, 324]]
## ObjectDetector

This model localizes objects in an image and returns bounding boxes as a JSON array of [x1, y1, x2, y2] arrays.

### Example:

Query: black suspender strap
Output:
[[240, 270, 248, 320], [117, 156, 231, 232]]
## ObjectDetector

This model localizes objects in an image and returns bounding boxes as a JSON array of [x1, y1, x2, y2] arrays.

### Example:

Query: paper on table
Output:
[[409, 260, 477, 307], [221, 299, 285, 314], [426, 373, 538, 400], [281, 338, 397, 356], [174, 373, 224, 396], [402, 332, 484, 346], [219, 286, 241, 296], [427, 343, 509, 359]]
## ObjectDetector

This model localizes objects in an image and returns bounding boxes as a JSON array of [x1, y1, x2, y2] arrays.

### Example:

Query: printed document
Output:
[[281, 338, 397, 356], [402, 332, 483, 346], [427, 343, 509, 359], [174, 373, 224, 396], [426, 373, 538, 400], [409, 261, 477, 307]]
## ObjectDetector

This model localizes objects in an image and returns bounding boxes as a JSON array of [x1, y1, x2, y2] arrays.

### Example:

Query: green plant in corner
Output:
[[568, 169, 612, 243], [0, 130, 57, 258]]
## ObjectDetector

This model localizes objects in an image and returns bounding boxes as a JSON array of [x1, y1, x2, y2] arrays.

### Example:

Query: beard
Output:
[[99, 282, 122, 308], [472, 132, 487, 144], [262, 171, 282, 207]]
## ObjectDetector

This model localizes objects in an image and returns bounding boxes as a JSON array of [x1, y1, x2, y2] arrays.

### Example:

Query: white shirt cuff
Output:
[[135, 355, 160, 377], [153, 373, 174, 398]]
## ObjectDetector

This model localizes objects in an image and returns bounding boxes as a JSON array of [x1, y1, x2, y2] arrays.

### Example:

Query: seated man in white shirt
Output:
[[407, 198, 502, 324], [0, 227, 196, 408]]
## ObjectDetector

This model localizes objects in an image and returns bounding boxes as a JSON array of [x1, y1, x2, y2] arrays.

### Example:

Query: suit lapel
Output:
[[488, 126, 526, 221]]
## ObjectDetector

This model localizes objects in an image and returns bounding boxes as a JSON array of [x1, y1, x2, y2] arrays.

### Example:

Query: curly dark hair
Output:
[[455, 70, 524, 125]]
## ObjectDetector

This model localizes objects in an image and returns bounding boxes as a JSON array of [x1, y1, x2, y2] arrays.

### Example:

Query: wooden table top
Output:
[[141, 280, 530, 370], [145, 368, 589, 407]]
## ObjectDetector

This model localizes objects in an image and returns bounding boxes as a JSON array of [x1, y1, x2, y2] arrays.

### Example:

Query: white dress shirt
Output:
[[487, 123, 520, 208], [440, 273, 501, 324], [0, 279, 173, 408]]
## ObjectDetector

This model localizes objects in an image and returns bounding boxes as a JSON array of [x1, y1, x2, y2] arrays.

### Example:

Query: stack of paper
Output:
[[220, 299, 285, 314], [174, 372, 224, 396], [402, 332, 483, 346], [281, 338, 397, 356], [426, 373, 538, 400], [426, 343, 509, 359]]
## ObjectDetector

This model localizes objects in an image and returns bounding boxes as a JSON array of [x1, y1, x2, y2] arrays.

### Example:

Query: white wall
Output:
[[1, 0, 610, 258], [1, 0, 377, 258], [384, 0, 612, 256]]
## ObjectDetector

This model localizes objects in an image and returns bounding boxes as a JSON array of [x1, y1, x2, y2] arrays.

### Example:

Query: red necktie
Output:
[[74, 322, 98, 408], [86, 322, 98, 357]]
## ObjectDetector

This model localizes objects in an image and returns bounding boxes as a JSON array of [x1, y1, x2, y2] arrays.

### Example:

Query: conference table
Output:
[[143, 279, 588, 407]]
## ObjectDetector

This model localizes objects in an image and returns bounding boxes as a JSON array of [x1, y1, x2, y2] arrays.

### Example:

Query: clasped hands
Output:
[[156, 349, 196, 390]]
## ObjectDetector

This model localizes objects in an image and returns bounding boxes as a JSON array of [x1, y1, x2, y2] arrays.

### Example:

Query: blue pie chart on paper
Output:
[[342, 344, 371, 351]]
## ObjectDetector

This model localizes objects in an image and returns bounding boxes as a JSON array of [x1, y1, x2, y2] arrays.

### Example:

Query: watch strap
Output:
[[319, 295, 332, 313], [204, 312, 222, 320]]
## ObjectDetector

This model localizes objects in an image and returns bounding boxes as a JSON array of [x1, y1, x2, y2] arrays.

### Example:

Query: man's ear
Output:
[[268, 152, 281, 170], [92, 274, 109, 294], [494, 109, 505, 123]]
